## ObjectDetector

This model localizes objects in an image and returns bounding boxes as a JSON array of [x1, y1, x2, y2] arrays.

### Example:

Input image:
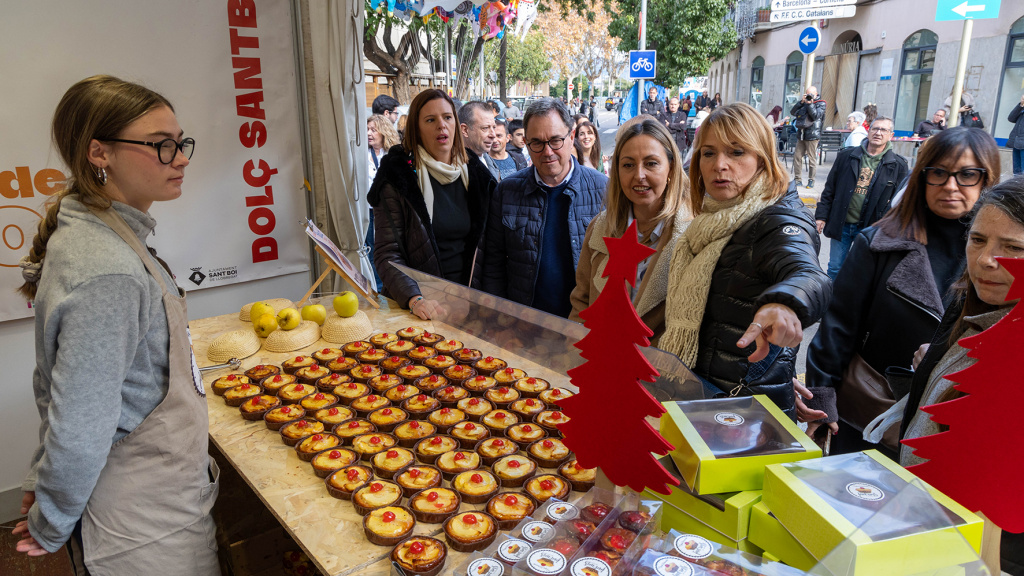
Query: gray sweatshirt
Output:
[[23, 197, 174, 553]]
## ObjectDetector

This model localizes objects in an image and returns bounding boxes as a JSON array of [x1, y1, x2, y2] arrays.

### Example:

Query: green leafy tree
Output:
[[364, 2, 448, 104], [608, 0, 737, 86], [477, 31, 552, 90]]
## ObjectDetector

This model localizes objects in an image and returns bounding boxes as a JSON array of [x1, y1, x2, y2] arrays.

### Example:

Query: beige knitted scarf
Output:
[[660, 176, 777, 366], [416, 145, 469, 219]]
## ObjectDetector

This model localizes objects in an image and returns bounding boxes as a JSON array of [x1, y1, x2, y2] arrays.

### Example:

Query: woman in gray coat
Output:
[[1008, 93, 1024, 175]]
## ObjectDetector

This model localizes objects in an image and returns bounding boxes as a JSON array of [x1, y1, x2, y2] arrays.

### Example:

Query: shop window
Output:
[[894, 29, 938, 133], [994, 17, 1024, 144], [785, 52, 804, 110], [750, 56, 764, 110]]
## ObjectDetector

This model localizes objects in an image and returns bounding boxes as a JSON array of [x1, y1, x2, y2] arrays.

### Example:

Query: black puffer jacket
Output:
[[814, 144, 910, 240], [790, 98, 826, 141], [368, 145, 495, 308], [660, 109, 689, 153], [694, 188, 832, 417]]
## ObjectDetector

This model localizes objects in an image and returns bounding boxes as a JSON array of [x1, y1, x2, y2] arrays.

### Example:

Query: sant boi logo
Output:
[[189, 267, 206, 286]]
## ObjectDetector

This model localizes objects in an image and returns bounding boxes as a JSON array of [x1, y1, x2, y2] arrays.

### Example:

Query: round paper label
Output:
[[468, 558, 504, 576], [714, 412, 744, 426], [673, 534, 713, 560], [526, 549, 567, 575], [570, 556, 611, 576], [846, 482, 885, 501], [653, 556, 696, 576], [546, 501, 579, 521], [497, 538, 532, 563], [521, 520, 555, 543]]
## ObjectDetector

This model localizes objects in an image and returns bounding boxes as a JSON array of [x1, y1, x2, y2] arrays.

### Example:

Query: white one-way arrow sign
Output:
[[801, 33, 815, 46], [952, 0, 985, 17]]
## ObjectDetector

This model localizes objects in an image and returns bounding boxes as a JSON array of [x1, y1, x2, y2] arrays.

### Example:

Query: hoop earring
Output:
[[96, 167, 107, 185]]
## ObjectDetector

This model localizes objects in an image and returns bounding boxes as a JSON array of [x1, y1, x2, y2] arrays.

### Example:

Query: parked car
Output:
[[605, 96, 623, 111]]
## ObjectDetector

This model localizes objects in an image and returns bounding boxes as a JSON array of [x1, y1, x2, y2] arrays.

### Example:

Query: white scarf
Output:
[[660, 176, 777, 367], [416, 145, 469, 219]]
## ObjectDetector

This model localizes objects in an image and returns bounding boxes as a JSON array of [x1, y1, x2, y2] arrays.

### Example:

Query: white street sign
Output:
[[771, 0, 855, 9], [770, 5, 856, 22]]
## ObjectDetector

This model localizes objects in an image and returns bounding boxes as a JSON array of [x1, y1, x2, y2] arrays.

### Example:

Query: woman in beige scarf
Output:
[[660, 103, 831, 417]]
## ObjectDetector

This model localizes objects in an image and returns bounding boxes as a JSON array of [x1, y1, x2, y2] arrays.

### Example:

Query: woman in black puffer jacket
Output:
[[660, 103, 832, 418]]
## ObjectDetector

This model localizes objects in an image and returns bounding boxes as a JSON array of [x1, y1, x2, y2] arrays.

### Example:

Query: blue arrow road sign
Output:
[[629, 50, 657, 80], [798, 26, 820, 55], [935, 0, 1000, 21]]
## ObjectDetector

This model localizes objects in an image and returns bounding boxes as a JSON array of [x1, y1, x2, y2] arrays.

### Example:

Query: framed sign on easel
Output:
[[297, 220, 380, 308]]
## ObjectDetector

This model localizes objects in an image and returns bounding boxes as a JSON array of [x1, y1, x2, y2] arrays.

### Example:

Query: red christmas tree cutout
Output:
[[560, 221, 679, 495], [902, 257, 1024, 533]]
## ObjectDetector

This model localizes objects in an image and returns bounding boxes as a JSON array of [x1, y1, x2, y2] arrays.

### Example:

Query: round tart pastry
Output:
[[510, 398, 546, 419], [617, 510, 652, 533], [414, 435, 458, 464], [514, 377, 550, 398], [334, 381, 370, 404], [224, 383, 263, 407], [453, 470, 499, 504], [317, 372, 352, 392], [259, 373, 296, 396], [403, 394, 441, 419], [315, 405, 354, 427], [393, 420, 436, 448], [295, 363, 331, 385], [492, 454, 538, 488], [212, 374, 250, 396], [453, 348, 483, 365], [493, 367, 528, 385], [380, 356, 412, 374], [351, 394, 391, 416], [352, 432, 398, 460], [263, 405, 305, 430], [368, 373, 403, 392], [385, 384, 420, 403], [463, 375, 497, 395], [407, 346, 437, 362], [475, 437, 519, 465], [372, 447, 416, 479], [535, 411, 569, 437], [296, 433, 341, 462], [313, 347, 344, 364], [327, 356, 358, 374], [351, 363, 383, 383], [487, 492, 537, 530], [352, 480, 403, 515], [413, 331, 444, 346], [335, 419, 377, 443], [424, 355, 457, 374], [413, 373, 447, 392], [482, 409, 519, 435], [398, 365, 432, 382], [581, 503, 613, 524], [245, 364, 280, 381], [433, 339, 463, 354], [444, 512, 497, 552], [239, 394, 280, 420], [433, 386, 469, 407], [525, 475, 570, 503], [300, 392, 339, 412], [326, 465, 373, 500], [396, 465, 443, 497], [280, 419, 324, 446], [442, 364, 476, 384], [507, 423, 546, 444], [364, 506, 416, 546], [390, 536, 447, 576], [457, 397, 493, 422], [342, 340, 373, 357], [397, 326, 425, 340], [436, 450, 481, 480], [311, 447, 358, 478], [278, 382, 314, 404], [282, 355, 316, 374], [409, 487, 461, 523], [473, 356, 507, 376], [549, 537, 580, 558], [385, 339, 416, 357], [564, 519, 597, 543], [539, 388, 574, 409], [450, 421, 489, 448], [369, 332, 399, 347], [600, 528, 636, 553], [369, 407, 408, 432], [428, 407, 466, 432], [485, 387, 520, 406], [528, 438, 571, 468], [559, 459, 597, 492]]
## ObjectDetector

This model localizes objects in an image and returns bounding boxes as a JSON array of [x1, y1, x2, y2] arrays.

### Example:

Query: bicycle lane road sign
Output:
[[629, 50, 657, 80]]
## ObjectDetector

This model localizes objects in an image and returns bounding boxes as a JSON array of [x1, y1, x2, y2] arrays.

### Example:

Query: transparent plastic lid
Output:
[[674, 397, 806, 458]]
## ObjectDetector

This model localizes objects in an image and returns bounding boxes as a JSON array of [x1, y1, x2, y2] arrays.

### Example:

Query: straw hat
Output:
[[207, 329, 261, 362], [239, 298, 294, 322], [322, 311, 373, 344], [263, 320, 321, 352]]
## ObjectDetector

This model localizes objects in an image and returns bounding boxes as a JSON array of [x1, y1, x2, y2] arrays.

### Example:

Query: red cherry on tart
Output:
[[552, 538, 578, 556], [427, 491, 439, 502], [370, 436, 382, 445], [410, 541, 425, 554], [508, 459, 521, 469], [370, 482, 383, 492], [347, 468, 360, 480], [540, 480, 553, 490], [382, 408, 392, 415], [430, 437, 442, 445], [329, 450, 343, 459], [382, 511, 395, 522], [582, 502, 612, 524], [471, 473, 483, 483], [409, 468, 421, 478], [463, 514, 477, 525], [387, 450, 399, 459], [504, 495, 518, 506]]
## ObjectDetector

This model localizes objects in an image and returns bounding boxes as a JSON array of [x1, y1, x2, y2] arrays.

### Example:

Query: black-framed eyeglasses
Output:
[[923, 167, 986, 187], [101, 137, 195, 164], [527, 131, 572, 153]]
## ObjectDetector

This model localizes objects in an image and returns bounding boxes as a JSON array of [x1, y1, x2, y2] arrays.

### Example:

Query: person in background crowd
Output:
[[1006, 93, 1024, 175], [396, 114, 408, 139], [766, 105, 785, 128], [695, 90, 711, 112], [641, 86, 665, 117], [660, 103, 831, 418], [460, 100, 500, 181], [803, 128, 999, 458], [943, 90, 979, 126], [691, 108, 710, 130], [489, 119, 528, 180], [661, 97, 689, 155], [790, 86, 826, 188], [366, 114, 400, 291], [570, 117, 691, 343], [816, 117, 909, 279], [898, 179, 1024, 576], [369, 89, 496, 320], [507, 118, 527, 157], [579, 97, 590, 118], [710, 92, 722, 111], [486, 100, 503, 121], [372, 94, 401, 125], [481, 97, 608, 316], [572, 114, 588, 130], [843, 111, 868, 148], [863, 103, 878, 130], [573, 120, 603, 173], [916, 109, 947, 137], [681, 95, 693, 116], [12, 75, 218, 574], [504, 99, 522, 119]]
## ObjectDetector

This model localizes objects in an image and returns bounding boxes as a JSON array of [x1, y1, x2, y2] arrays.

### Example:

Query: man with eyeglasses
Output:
[[480, 98, 608, 316], [815, 117, 909, 278]]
